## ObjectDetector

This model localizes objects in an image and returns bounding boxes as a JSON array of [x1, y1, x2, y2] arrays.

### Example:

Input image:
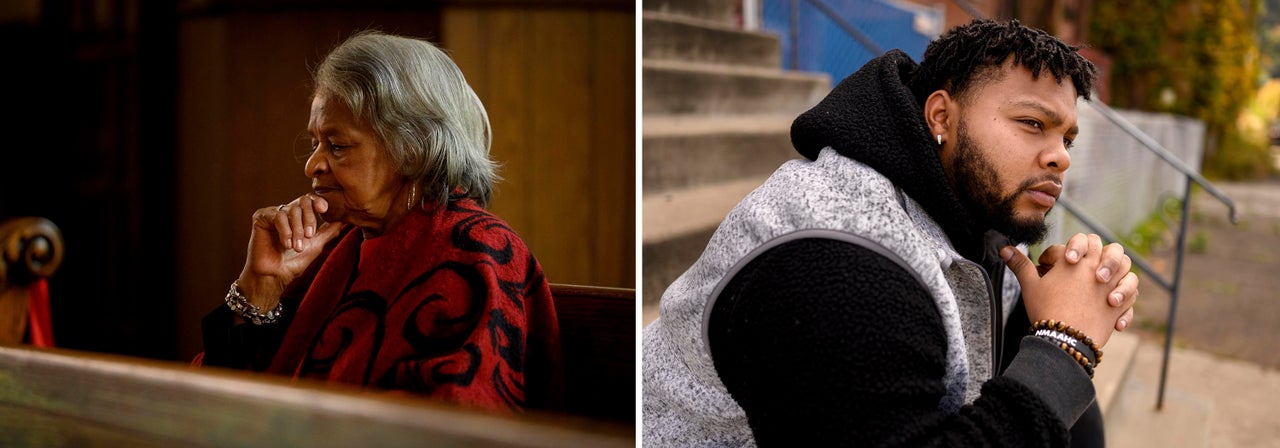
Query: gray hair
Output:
[[314, 30, 497, 208]]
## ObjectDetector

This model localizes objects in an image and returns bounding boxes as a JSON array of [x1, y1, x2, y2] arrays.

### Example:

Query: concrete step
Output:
[[1095, 331, 1140, 414], [1104, 341, 1214, 448], [642, 12, 781, 69], [643, 59, 830, 117], [643, 0, 738, 26], [642, 177, 766, 307], [643, 115, 798, 194], [642, 177, 764, 243], [642, 227, 717, 307]]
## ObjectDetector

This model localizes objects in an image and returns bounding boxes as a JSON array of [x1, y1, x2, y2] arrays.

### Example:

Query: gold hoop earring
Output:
[[407, 184, 416, 211]]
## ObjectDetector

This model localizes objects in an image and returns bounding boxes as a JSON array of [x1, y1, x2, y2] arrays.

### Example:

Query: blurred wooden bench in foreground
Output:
[[0, 343, 632, 447]]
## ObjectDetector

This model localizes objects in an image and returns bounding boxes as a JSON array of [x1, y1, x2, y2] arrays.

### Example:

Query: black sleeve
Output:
[[1002, 297, 1106, 448], [708, 238, 1093, 447], [200, 299, 295, 371]]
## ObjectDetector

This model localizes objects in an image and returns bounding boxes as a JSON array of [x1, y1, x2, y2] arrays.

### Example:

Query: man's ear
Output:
[[924, 90, 954, 143]]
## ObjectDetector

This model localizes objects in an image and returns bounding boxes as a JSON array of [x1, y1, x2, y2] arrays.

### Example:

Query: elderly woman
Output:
[[198, 31, 562, 412]]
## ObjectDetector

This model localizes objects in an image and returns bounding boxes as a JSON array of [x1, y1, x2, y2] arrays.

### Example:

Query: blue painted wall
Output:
[[763, 0, 938, 83]]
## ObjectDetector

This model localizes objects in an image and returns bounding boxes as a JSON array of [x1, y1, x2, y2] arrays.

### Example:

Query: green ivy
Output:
[[1089, 0, 1269, 179]]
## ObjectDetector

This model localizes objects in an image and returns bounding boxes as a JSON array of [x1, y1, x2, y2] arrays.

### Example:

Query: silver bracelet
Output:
[[225, 281, 283, 325]]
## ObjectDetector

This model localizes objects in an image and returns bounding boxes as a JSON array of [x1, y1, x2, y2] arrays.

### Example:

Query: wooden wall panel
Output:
[[442, 6, 635, 290], [484, 10, 535, 237], [589, 10, 637, 288], [528, 10, 595, 289], [176, 18, 236, 363]]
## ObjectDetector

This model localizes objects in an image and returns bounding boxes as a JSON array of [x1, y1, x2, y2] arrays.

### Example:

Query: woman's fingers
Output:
[[273, 207, 293, 250], [261, 195, 331, 253], [300, 195, 317, 238], [289, 200, 307, 251]]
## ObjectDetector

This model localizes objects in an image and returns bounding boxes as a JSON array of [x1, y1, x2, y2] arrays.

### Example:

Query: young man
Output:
[[643, 20, 1139, 446]]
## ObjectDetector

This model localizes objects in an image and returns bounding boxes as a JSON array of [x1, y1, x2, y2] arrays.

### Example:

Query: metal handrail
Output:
[[1061, 98, 1239, 410], [1087, 101, 1239, 223], [783, 0, 1239, 411]]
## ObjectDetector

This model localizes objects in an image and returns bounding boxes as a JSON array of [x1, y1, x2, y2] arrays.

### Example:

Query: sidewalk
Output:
[[1106, 339, 1280, 447], [1132, 180, 1280, 369], [1110, 179, 1280, 447]]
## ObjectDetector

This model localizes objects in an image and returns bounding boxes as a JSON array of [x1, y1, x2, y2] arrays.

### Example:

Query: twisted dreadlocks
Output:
[[909, 19, 1097, 106]]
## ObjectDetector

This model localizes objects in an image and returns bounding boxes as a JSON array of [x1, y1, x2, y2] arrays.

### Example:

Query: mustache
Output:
[[1016, 174, 1063, 192]]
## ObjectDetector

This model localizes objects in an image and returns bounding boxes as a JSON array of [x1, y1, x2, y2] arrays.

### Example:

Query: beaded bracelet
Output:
[[1056, 342, 1095, 378], [1030, 320, 1103, 378], [225, 281, 284, 325], [1032, 328, 1098, 366]]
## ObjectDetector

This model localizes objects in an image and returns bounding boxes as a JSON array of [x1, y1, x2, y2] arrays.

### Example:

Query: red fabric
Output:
[[27, 278, 54, 347], [267, 199, 562, 411]]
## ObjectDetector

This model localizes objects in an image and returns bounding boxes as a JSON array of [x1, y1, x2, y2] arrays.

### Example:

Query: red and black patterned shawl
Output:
[[266, 198, 563, 411]]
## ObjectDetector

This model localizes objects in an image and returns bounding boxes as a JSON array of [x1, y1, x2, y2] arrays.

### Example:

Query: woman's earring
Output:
[[407, 184, 416, 211], [936, 134, 943, 146]]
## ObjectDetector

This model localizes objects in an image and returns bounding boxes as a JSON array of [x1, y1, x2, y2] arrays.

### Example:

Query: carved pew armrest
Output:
[[0, 217, 64, 344]]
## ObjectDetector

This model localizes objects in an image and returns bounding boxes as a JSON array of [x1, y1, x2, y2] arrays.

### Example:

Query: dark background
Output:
[[1, 0, 634, 361]]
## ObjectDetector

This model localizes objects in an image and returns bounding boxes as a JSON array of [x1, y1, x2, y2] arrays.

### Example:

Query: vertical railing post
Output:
[[1157, 175, 1194, 410], [789, 0, 799, 70]]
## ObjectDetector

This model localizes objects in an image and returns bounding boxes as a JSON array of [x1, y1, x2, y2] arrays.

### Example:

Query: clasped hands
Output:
[[1002, 233, 1139, 348]]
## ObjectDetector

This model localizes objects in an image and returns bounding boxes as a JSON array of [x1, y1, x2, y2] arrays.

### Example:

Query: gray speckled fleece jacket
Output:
[[642, 148, 1022, 446]]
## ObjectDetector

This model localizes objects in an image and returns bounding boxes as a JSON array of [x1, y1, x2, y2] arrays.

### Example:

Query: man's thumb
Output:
[[1001, 246, 1037, 285]]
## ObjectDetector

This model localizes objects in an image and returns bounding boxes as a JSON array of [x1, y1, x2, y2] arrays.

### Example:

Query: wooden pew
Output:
[[0, 344, 633, 447], [548, 283, 636, 423]]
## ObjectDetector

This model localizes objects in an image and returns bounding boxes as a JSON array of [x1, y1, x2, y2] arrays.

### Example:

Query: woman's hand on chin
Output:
[[237, 194, 347, 309]]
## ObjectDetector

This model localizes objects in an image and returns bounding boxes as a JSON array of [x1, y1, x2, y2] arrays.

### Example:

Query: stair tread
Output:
[[642, 178, 765, 242], [1095, 331, 1140, 415], [643, 59, 829, 82], [644, 115, 794, 138], [642, 11, 773, 37], [642, 0, 737, 25]]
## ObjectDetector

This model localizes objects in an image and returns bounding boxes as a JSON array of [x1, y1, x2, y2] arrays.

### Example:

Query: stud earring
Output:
[[936, 134, 943, 146]]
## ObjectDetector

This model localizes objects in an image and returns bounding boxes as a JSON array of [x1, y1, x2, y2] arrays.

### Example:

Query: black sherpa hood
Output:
[[790, 50, 985, 260]]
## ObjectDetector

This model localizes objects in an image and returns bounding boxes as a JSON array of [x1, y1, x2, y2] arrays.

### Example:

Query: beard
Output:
[[951, 119, 1055, 246]]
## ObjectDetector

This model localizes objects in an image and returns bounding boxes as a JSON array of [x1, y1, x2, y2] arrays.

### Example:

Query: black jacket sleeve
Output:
[[200, 299, 296, 371], [708, 238, 1095, 447]]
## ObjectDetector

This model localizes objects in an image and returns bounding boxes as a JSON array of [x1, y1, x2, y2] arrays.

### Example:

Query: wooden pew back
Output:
[[549, 283, 635, 423]]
